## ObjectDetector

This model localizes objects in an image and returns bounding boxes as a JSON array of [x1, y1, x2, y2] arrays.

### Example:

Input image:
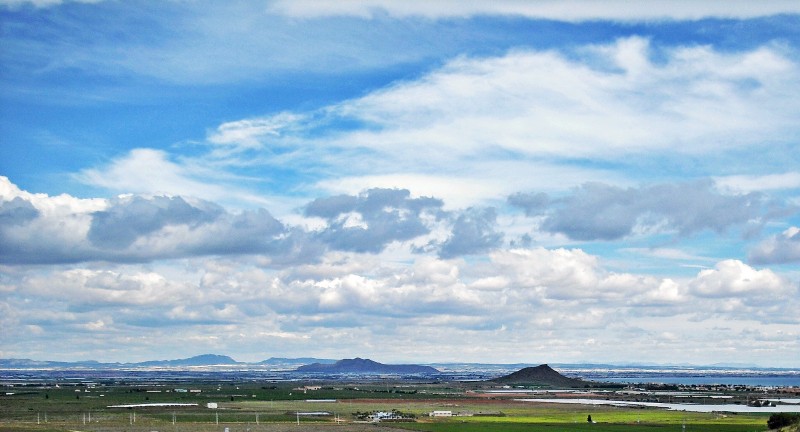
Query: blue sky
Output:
[[1, 0, 799, 366]]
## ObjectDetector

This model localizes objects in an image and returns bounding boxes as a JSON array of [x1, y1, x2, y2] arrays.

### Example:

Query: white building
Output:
[[430, 410, 452, 417]]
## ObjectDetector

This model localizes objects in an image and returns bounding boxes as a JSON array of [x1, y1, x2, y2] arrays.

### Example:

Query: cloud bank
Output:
[[2, 4, 799, 366]]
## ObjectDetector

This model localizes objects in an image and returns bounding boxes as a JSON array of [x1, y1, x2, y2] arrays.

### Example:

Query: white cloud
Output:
[[77, 149, 232, 201], [220, 38, 800, 209], [4, 246, 798, 363], [207, 112, 306, 153], [0, 0, 102, 8], [8, 0, 799, 20], [0, 177, 320, 265], [328, 38, 797, 158], [269, 0, 800, 21], [715, 172, 800, 192], [315, 162, 618, 210], [23, 268, 197, 307], [0, 176, 105, 263], [689, 259, 792, 298], [749, 226, 800, 264], [70, 38, 800, 214]]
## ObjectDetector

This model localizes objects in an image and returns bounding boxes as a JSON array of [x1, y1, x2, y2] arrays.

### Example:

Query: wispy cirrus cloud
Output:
[[269, 0, 800, 21], [3, 1, 800, 366], [188, 37, 800, 208]]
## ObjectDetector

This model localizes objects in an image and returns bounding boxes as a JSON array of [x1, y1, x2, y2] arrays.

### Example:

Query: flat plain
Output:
[[0, 379, 781, 432]]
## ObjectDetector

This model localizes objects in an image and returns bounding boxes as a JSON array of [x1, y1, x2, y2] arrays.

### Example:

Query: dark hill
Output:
[[492, 364, 591, 387], [259, 357, 336, 365], [136, 354, 238, 367], [296, 357, 439, 374]]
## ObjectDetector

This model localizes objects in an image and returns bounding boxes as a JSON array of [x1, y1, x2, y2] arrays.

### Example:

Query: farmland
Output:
[[0, 378, 785, 432]]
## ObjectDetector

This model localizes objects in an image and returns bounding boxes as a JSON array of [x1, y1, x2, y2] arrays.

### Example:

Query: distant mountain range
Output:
[[0, 355, 780, 372], [0, 355, 440, 375], [492, 364, 595, 388], [296, 357, 440, 374], [133, 354, 238, 367], [0, 354, 333, 369], [260, 357, 337, 365]]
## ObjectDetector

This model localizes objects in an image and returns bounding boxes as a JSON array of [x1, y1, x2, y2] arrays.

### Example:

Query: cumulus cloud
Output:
[[689, 259, 792, 298], [23, 268, 196, 307], [0, 177, 314, 264], [749, 227, 800, 264], [4, 243, 798, 362], [0, 196, 39, 225], [509, 180, 766, 240], [507, 192, 549, 217], [2, 178, 525, 265], [305, 188, 444, 253], [0, 176, 106, 264], [88, 196, 224, 248], [438, 207, 503, 258]]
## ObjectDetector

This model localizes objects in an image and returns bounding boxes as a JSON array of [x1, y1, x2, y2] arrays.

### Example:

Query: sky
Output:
[[1, 0, 799, 367]]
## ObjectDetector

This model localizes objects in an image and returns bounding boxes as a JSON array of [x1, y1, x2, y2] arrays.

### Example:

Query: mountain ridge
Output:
[[296, 357, 440, 374], [0, 356, 791, 371], [0, 354, 238, 369]]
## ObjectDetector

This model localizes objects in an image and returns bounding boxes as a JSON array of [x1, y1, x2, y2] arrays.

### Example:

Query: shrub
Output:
[[767, 413, 800, 430]]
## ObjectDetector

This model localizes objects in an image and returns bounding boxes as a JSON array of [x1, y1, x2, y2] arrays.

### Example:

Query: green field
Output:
[[0, 381, 777, 431]]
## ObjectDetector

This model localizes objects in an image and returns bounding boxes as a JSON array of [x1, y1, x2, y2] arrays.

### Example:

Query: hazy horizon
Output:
[[3, 353, 795, 369], [1, 1, 799, 368]]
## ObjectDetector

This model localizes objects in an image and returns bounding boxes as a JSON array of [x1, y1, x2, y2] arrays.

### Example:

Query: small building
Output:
[[207, 402, 218, 409], [430, 410, 452, 417], [371, 411, 399, 421]]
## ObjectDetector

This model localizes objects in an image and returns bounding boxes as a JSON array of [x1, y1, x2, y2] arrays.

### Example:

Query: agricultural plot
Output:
[[0, 381, 776, 432]]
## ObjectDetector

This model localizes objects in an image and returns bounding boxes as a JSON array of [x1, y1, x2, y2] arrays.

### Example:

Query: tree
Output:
[[768, 413, 800, 430], [587, 414, 593, 423]]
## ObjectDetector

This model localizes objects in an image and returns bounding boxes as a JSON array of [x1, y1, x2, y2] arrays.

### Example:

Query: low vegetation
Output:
[[1, 379, 791, 432], [768, 413, 800, 430]]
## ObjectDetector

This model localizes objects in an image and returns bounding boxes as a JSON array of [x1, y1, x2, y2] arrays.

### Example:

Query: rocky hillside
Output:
[[492, 364, 592, 387]]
